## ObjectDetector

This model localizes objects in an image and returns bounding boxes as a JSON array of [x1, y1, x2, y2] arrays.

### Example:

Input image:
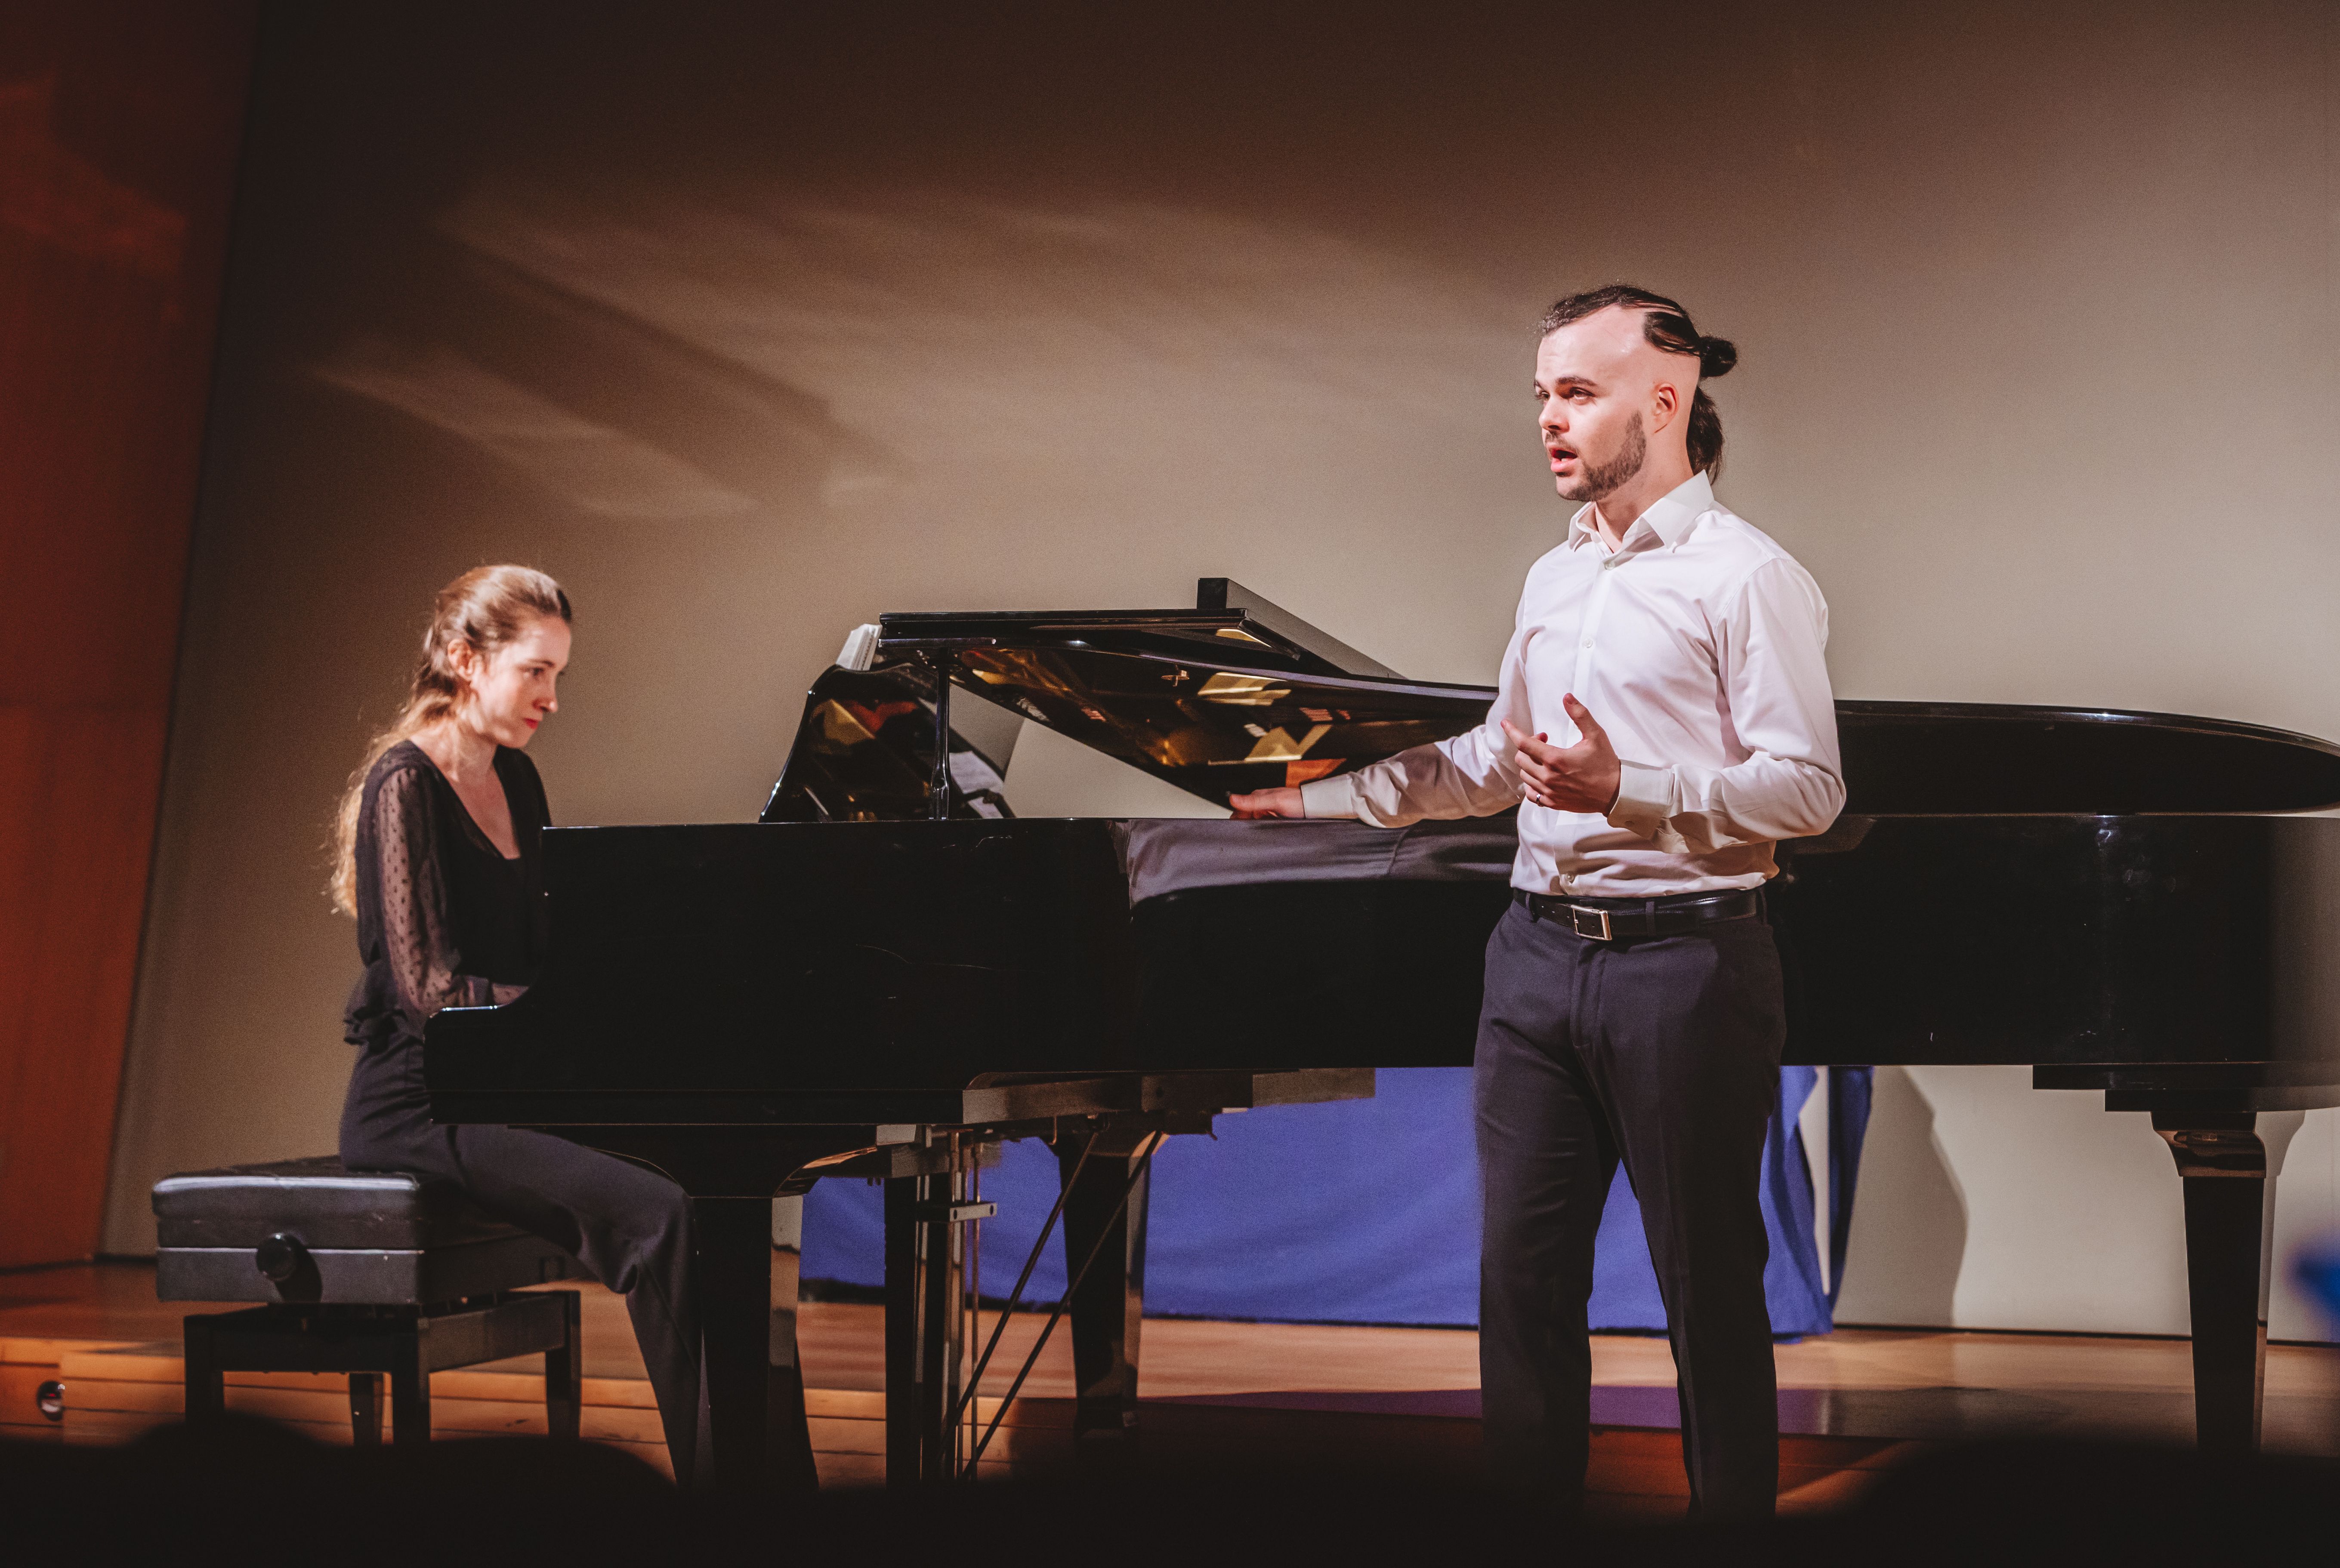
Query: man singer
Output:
[[1230, 283, 1844, 1516]]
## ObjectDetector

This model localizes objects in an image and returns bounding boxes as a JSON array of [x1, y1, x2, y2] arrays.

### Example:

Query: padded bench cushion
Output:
[[152, 1155, 525, 1250], [153, 1156, 577, 1305]]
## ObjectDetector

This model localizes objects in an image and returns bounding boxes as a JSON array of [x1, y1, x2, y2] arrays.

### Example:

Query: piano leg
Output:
[[2152, 1112, 2275, 1452], [1056, 1120, 1155, 1464], [767, 1190, 820, 1488], [884, 1167, 970, 1484], [694, 1195, 821, 1494]]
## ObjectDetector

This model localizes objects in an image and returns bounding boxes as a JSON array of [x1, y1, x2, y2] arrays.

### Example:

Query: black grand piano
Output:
[[427, 578, 2340, 1489]]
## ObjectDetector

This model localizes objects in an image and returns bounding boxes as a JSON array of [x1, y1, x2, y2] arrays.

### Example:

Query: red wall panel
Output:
[[0, 1, 254, 1265]]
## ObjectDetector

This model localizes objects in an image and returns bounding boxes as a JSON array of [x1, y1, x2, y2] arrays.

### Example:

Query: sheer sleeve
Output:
[[370, 767, 489, 1024]]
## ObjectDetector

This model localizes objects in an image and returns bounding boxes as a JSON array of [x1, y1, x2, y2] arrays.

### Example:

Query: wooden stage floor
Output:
[[6, 1261, 2336, 1519]]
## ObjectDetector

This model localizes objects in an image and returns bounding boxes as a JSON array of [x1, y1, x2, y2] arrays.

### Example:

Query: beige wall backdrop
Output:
[[105, 1, 2340, 1337]]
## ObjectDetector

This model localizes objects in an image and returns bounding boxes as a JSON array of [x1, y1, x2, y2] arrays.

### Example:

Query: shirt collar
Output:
[[1566, 469, 1717, 553]]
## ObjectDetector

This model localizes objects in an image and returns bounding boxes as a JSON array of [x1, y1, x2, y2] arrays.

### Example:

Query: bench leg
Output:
[[545, 1290, 582, 1441], [391, 1327, 431, 1445], [183, 1315, 224, 1426], [349, 1372, 383, 1445]]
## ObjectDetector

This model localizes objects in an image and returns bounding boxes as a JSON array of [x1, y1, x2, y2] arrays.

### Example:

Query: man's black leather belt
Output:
[[1514, 886, 1765, 942]]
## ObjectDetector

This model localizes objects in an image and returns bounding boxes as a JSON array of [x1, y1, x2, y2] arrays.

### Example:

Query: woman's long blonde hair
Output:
[[328, 564, 573, 915]]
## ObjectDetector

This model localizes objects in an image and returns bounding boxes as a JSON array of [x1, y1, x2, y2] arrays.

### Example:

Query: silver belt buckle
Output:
[[1567, 904, 1614, 941]]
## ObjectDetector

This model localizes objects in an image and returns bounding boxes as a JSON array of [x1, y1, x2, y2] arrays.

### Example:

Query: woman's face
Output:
[[455, 616, 571, 749]]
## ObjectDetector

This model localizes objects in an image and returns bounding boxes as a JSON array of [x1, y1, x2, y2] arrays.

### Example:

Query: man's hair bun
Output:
[[1696, 336, 1738, 379]]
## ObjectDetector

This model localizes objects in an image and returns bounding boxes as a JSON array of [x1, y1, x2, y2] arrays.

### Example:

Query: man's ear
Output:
[[1649, 379, 1682, 432]]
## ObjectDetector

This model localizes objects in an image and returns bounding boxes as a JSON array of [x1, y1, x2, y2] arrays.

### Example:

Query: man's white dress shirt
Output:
[[1298, 471, 1844, 898]]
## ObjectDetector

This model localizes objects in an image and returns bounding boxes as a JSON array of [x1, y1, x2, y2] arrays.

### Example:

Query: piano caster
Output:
[[2152, 1112, 2283, 1453], [693, 1190, 821, 1495]]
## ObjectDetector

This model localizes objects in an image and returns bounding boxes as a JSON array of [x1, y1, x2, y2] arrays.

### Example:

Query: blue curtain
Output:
[[803, 1065, 1874, 1335]]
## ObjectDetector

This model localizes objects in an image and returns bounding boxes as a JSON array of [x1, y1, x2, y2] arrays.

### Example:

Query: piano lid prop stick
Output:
[[963, 1136, 1163, 1475], [928, 653, 954, 821], [962, 1162, 979, 1475]]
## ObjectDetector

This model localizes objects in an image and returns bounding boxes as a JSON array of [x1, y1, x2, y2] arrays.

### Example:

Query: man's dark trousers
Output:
[[1475, 896, 1786, 1516]]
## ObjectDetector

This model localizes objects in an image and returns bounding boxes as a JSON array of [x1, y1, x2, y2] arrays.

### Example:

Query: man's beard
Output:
[[1557, 413, 1647, 503]]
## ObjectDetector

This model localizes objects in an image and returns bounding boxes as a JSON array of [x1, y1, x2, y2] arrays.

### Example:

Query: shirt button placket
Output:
[[1573, 564, 1614, 735]]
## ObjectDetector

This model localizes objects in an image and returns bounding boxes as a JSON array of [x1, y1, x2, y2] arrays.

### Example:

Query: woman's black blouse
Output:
[[343, 740, 551, 1051]]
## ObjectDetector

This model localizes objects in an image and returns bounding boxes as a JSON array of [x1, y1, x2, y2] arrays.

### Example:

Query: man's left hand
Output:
[[1501, 694, 1622, 813], [1227, 786, 1304, 819]]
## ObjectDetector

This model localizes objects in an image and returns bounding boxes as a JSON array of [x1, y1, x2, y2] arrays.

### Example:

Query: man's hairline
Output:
[[1538, 302, 1704, 369]]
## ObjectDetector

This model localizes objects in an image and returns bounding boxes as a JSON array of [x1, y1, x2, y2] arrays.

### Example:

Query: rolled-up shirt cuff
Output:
[[1299, 775, 1365, 819], [1605, 760, 1676, 839]]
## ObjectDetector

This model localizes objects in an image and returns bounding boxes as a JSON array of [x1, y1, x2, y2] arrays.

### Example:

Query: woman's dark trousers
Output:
[[341, 1038, 707, 1485], [1475, 899, 1785, 1518]]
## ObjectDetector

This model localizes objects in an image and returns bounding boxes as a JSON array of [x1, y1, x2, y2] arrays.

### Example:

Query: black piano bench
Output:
[[152, 1156, 582, 1446]]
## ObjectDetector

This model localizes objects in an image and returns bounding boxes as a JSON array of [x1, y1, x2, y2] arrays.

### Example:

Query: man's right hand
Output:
[[1228, 786, 1305, 819]]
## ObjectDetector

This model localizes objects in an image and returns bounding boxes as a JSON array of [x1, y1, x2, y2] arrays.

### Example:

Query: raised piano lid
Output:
[[767, 578, 2340, 820], [886, 576, 1402, 680], [765, 580, 1485, 820]]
